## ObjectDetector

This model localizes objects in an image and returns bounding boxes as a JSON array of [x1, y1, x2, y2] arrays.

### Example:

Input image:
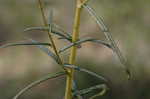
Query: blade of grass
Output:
[[83, 4, 131, 79], [13, 71, 66, 99]]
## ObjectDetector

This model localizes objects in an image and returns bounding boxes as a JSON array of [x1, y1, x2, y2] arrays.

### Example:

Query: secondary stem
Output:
[[38, 0, 64, 66], [64, 0, 83, 99]]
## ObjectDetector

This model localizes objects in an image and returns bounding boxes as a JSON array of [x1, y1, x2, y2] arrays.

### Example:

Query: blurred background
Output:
[[0, 0, 150, 99]]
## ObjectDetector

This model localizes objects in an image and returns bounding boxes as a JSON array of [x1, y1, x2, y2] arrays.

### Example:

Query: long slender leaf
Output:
[[59, 37, 112, 53], [24, 26, 72, 42], [83, 4, 131, 79], [24, 26, 48, 32], [0, 42, 51, 48], [63, 64, 108, 82], [30, 39, 61, 64], [73, 84, 108, 96], [13, 71, 66, 99]]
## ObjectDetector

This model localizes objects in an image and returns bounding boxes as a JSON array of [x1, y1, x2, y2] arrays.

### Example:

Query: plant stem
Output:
[[38, 0, 64, 66], [64, 0, 83, 99], [38, 0, 47, 26]]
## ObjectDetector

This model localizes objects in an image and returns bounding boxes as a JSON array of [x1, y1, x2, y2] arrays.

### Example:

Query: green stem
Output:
[[64, 0, 83, 99], [38, 0, 65, 69]]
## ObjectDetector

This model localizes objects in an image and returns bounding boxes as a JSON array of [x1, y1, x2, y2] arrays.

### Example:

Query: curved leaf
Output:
[[63, 64, 108, 82], [73, 84, 108, 96], [13, 71, 66, 99], [83, 4, 131, 79], [89, 87, 107, 99], [59, 37, 112, 53], [24, 25, 72, 42]]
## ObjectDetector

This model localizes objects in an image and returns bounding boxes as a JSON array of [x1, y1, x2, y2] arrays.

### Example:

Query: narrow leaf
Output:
[[73, 84, 108, 96], [89, 88, 107, 99], [0, 42, 51, 48], [83, 4, 131, 79], [24, 26, 48, 32], [13, 71, 66, 99], [24, 26, 72, 42], [59, 37, 112, 53], [64, 64, 108, 82]]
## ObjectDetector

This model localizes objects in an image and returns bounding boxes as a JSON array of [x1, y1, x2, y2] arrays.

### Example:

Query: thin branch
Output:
[[38, 0, 47, 25]]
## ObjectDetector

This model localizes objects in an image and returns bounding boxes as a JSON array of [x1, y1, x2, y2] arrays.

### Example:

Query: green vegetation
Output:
[[0, 0, 150, 99]]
